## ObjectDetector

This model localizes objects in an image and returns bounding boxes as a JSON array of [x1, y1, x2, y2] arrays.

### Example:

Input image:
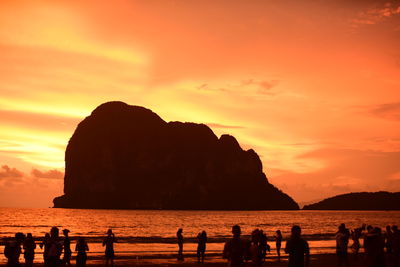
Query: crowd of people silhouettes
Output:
[[4, 227, 116, 267], [3, 223, 400, 267]]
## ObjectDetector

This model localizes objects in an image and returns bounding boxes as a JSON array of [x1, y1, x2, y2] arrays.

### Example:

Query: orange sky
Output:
[[0, 0, 399, 207]]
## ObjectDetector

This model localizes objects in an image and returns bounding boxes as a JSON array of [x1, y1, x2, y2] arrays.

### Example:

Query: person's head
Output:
[[386, 225, 392, 232], [339, 223, 346, 233], [251, 229, 260, 242], [44, 233, 50, 239], [276, 230, 281, 235], [77, 237, 85, 244], [392, 225, 398, 232], [50, 227, 59, 238], [232, 225, 241, 237], [291, 225, 301, 238], [15, 232, 25, 244], [107, 229, 113, 236], [201, 230, 207, 237], [373, 227, 382, 235], [367, 225, 373, 233], [63, 229, 70, 237], [26, 233, 33, 240], [177, 228, 183, 234]]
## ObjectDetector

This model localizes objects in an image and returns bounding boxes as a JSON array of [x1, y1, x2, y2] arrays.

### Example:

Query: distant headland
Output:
[[53, 101, 299, 210], [303, 191, 400, 210]]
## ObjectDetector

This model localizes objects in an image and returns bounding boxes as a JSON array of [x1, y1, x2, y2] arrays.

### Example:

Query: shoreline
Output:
[[0, 253, 393, 267]]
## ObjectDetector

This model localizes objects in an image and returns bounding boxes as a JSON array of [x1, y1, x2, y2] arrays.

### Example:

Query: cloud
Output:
[[269, 148, 400, 202], [352, 1, 400, 27], [370, 102, 400, 120], [241, 79, 279, 95], [31, 168, 64, 180], [0, 165, 24, 179], [0, 165, 63, 207], [206, 123, 245, 129], [0, 109, 80, 132], [195, 79, 279, 96]]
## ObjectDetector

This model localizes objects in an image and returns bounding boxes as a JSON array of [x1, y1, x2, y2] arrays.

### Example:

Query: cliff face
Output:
[[53, 101, 299, 210], [303, 191, 400, 210]]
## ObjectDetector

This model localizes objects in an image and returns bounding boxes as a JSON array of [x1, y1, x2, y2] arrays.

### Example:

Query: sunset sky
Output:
[[0, 0, 399, 207]]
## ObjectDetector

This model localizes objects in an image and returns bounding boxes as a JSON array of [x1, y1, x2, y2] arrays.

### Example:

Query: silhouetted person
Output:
[[285, 225, 310, 267], [276, 230, 283, 261], [336, 224, 350, 267], [223, 225, 248, 267], [4, 232, 25, 267], [62, 229, 71, 266], [350, 226, 363, 258], [75, 237, 89, 267], [40, 233, 51, 266], [103, 229, 116, 267], [176, 228, 184, 261], [197, 230, 207, 263], [364, 227, 385, 267], [23, 233, 36, 267], [47, 227, 63, 267], [385, 225, 393, 255], [392, 225, 400, 267], [259, 230, 269, 261], [249, 229, 263, 267]]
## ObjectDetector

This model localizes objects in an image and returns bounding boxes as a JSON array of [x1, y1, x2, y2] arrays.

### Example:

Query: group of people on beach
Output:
[[176, 226, 290, 266], [3, 227, 116, 267], [335, 223, 400, 267], [4, 223, 400, 267], [222, 225, 304, 267]]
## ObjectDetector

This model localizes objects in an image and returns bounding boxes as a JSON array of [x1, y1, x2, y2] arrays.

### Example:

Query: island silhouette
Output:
[[303, 191, 400, 210], [53, 101, 299, 210]]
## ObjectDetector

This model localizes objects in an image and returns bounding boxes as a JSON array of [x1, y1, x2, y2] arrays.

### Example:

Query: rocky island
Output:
[[53, 101, 298, 210], [303, 191, 400, 210]]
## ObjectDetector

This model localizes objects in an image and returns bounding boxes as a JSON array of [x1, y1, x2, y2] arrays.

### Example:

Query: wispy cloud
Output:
[[206, 123, 245, 129], [0, 165, 24, 179], [31, 168, 64, 180], [352, 1, 400, 27], [370, 102, 400, 121]]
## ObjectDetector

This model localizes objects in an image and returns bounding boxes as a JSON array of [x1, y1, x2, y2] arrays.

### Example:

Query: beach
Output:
[[0, 253, 394, 267], [1, 208, 399, 266]]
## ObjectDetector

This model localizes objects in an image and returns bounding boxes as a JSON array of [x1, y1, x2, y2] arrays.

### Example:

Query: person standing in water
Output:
[[23, 233, 36, 267], [336, 224, 350, 267], [350, 225, 364, 259], [62, 229, 71, 267], [285, 225, 310, 267], [177, 228, 184, 261], [103, 229, 116, 267], [249, 229, 263, 267], [47, 227, 63, 267], [40, 233, 51, 266], [4, 232, 25, 267], [275, 230, 283, 261], [75, 237, 89, 267], [197, 230, 207, 263], [223, 225, 248, 267], [392, 225, 400, 267]]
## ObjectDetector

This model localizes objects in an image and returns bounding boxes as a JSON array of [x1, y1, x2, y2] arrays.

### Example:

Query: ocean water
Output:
[[0, 208, 399, 263]]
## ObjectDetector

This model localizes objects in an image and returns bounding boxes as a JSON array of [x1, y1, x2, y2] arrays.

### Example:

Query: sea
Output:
[[0, 208, 399, 263]]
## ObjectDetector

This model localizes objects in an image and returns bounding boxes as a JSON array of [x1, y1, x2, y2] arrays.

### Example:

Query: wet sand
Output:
[[0, 253, 393, 267]]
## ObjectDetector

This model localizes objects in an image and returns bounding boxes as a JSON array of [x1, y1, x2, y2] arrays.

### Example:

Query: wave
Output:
[[0, 233, 337, 245]]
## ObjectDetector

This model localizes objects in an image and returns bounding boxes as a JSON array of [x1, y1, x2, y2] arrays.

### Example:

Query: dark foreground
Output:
[[0, 253, 395, 267]]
